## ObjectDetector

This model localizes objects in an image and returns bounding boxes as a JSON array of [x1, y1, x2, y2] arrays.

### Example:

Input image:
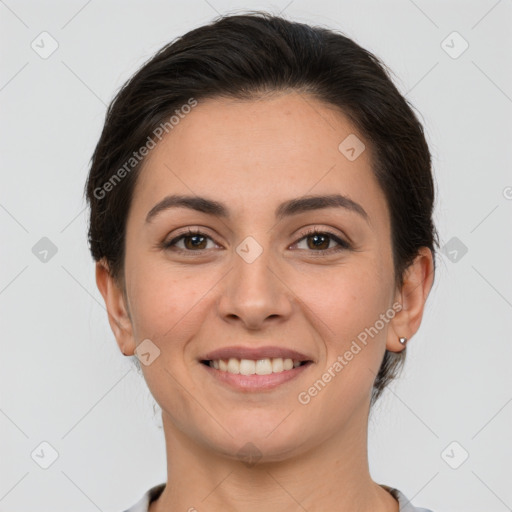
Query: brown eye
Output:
[[164, 230, 218, 251], [306, 233, 331, 250], [182, 234, 208, 250], [294, 229, 350, 253]]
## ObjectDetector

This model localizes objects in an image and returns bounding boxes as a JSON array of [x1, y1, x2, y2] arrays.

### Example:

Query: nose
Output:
[[217, 242, 293, 330]]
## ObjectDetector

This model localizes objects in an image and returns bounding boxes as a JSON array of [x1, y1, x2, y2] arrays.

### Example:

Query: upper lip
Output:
[[201, 346, 313, 362]]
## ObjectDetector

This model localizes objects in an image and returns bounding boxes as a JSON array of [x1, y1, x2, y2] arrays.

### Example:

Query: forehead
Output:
[[147, 92, 363, 171], [130, 92, 387, 225]]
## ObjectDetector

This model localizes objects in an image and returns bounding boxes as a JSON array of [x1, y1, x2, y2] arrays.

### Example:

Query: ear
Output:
[[95, 259, 136, 356], [386, 247, 435, 352]]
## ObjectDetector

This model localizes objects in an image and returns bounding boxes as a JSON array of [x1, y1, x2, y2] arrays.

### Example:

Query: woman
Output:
[[86, 11, 437, 512]]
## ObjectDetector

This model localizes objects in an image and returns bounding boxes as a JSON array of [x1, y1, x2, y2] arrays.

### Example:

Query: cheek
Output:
[[295, 265, 392, 416], [304, 259, 392, 341], [127, 265, 210, 403], [300, 258, 393, 404], [126, 258, 217, 345]]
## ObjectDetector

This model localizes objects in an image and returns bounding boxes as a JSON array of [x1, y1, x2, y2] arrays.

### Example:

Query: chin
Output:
[[209, 422, 311, 465]]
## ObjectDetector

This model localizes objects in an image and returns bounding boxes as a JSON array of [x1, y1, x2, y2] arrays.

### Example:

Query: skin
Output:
[[96, 91, 434, 511]]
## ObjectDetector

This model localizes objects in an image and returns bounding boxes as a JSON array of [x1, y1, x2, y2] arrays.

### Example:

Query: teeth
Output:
[[272, 357, 284, 372], [227, 358, 239, 374], [208, 357, 304, 375], [255, 359, 273, 375], [239, 359, 256, 375]]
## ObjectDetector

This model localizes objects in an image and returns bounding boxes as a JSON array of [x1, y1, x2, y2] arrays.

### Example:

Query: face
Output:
[[110, 92, 402, 461]]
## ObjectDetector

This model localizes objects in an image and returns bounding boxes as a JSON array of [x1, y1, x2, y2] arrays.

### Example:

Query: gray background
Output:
[[1, 1, 511, 511]]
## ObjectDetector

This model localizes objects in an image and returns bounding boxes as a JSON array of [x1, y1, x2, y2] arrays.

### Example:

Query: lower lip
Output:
[[201, 362, 312, 391]]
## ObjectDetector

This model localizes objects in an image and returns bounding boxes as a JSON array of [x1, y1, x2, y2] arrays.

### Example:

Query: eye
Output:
[[162, 227, 351, 254], [163, 229, 219, 252], [293, 228, 350, 253]]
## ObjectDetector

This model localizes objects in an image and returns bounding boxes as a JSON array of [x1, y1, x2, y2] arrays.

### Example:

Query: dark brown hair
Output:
[[85, 11, 438, 405]]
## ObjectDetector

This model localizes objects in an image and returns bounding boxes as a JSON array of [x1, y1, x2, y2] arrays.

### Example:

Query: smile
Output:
[[203, 357, 308, 375], [200, 358, 313, 391]]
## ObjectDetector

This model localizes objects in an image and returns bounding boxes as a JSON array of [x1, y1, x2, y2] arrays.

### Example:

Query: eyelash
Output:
[[162, 227, 351, 255]]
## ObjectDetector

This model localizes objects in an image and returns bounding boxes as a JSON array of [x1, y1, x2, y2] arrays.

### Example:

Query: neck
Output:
[[149, 401, 398, 512]]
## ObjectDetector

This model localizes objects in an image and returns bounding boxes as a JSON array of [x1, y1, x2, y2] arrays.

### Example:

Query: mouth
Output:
[[200, 357, 311, 375], [198, 346, 314, 391]]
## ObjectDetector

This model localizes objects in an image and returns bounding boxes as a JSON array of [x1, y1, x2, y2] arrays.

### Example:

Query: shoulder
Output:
[[121, 482, 166, 512], [381, 484, 435, 512]]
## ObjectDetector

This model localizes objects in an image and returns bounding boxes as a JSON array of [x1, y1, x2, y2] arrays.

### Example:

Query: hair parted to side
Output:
[[85, 11, 438, 405]]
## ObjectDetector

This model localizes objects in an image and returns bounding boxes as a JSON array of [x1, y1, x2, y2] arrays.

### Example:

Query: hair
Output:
[[85, 11, 438, 405]]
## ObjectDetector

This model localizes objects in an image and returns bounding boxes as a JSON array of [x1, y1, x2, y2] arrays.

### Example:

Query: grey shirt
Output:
[[122, 482, 434, 511]]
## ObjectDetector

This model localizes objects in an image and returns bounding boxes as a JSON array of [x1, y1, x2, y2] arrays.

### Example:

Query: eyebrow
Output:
[[145, 193, 369, 223]]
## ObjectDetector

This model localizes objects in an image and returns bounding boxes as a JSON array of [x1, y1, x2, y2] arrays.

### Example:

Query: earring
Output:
[[398, 336, 408, 346]]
